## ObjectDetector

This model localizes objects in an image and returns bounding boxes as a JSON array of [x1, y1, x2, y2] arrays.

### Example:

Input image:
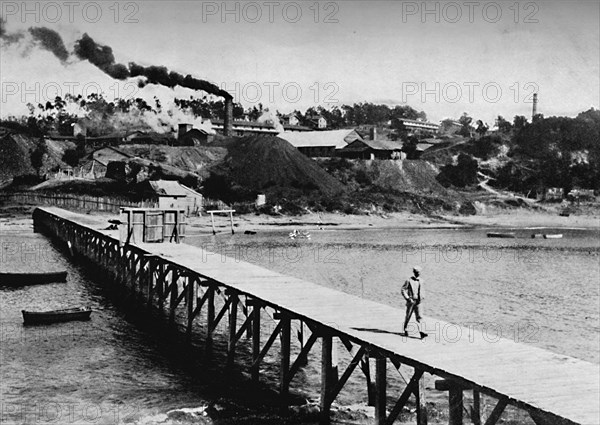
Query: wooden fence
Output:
[[0, 192, 157, 213]]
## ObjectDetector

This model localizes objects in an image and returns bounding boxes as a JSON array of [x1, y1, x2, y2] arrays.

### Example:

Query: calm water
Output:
[[1, 223, 599, 424]]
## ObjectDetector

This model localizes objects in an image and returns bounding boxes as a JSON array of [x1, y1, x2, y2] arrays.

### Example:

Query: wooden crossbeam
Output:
[[385, 369, 424, 425], [191, 287, 210, 319], [251, 321, 284, 373], [233, 310, 253, 344], [326, 345, 367, 406], [484, 398, 508, 425], [210, 295, 233, 334], [286, 331, 319, 386]]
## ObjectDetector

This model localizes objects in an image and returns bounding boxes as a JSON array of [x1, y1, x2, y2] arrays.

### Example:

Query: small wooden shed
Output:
[[119, 208, 186, 244]]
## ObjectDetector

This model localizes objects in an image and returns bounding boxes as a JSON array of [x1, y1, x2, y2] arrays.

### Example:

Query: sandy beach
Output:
[[2, 204, 599, 236]]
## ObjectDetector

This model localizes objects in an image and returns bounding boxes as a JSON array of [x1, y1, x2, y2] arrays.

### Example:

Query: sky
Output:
[[1, 0, 599, 125]]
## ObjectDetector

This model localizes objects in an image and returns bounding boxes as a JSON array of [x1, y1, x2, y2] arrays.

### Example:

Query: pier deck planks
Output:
[[40, 208, 600, 424]]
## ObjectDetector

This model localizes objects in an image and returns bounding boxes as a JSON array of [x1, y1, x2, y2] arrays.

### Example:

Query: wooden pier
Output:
[[33, 207, 600, 425]]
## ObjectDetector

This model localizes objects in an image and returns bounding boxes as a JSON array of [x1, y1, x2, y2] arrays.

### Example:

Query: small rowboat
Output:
[[0, 271, 67, 286], [22, 307, 92, 325], [487, 232, 516, 238], [531, 233, 563, 239]]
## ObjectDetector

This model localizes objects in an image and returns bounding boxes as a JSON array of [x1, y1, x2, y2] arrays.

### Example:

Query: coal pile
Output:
[[206, 135, 345, 200]]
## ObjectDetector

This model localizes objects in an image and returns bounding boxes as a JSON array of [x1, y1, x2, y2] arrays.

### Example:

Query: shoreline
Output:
[[1, 204, 599, 234]]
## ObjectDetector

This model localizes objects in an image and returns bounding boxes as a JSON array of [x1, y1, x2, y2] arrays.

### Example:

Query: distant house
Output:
[[341, 139, 404, 160], [397, 118, 440, 134], [148, 180, 204, 215], [279, 129, 362, 157], [307, 114, 327, 130], [80, 146, 132, 179], [281, 114, 300, 126], [178, 128, 214, 146]]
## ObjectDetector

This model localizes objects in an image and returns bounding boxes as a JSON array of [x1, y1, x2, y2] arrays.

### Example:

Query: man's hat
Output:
[[413, 266, 422, 273]]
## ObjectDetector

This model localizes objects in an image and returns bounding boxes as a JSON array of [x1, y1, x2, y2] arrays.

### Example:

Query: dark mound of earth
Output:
[[208, 135, 345, 198]]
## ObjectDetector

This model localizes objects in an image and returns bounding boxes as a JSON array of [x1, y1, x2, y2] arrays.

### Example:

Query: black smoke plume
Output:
[[28, 27, 69, 62], [75, 33, 232, 99], [74, 33, 130, 79], [1, 20, 67, 63]]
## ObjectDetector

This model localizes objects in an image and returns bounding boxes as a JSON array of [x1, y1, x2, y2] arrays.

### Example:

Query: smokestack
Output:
[[532, 93, 538, 119], [178, 123, 193, 140], [224, 98, 233, 137], [370, 127, 377, 140]]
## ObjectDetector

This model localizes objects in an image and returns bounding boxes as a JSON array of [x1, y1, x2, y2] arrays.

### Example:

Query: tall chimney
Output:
[[370, 127, 377, 140], [224, 98, 233, 136], [532, 93, 538, 119], [178, 123, 193, 140]]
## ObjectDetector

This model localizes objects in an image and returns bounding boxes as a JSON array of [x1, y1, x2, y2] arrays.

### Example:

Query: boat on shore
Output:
[[22, 307, 92, 325], [487, 232, 516, 238], [532, 233, 564, 239], [0, 271, 67, 286]]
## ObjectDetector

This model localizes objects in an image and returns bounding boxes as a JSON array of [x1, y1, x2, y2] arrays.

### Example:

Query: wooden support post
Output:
[[251, 302, 261, 382], [227, 292, 238, 367], [297, 321, 308, 366], [374, 355, 387, 425], [435, 379, 462, 425], [280, 314, 291, 402], [157, 263, 165, 309], [206, 285, 215, 354], [229, 211, 234, 235], [147, 256, 156, 309], [472, 390, 481, 425], [169, 269, 179, 324], [186, 276, 195, 342], [362, 352, 375, 407], [416, 371, 428, 425], [210, 212, 216, 235], [320, 335, 333, 425], [331, 337, 339, 388]]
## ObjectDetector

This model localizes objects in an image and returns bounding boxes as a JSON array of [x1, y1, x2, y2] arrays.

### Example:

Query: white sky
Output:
[[1, 0, 598, 125]]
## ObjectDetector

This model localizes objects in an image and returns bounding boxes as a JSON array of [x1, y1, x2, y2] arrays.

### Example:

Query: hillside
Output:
[[117, 144, 227, 177], [0, 125, 74, 180]]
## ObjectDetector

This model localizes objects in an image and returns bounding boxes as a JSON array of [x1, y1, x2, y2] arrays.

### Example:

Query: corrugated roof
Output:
[[279, 129, 362, 149]]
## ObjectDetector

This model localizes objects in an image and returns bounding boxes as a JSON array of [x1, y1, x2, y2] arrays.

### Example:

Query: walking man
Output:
[[401, 266, 428, 339]]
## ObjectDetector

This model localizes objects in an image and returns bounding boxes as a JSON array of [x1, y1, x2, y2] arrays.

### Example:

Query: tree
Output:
[[475, 120, 489, 137], [30, 139, 47, 177], [458, 113, 473, 137], [496, 116, 512, 133], [513, 115, 528, 132], [401, 136, 419, 159]]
